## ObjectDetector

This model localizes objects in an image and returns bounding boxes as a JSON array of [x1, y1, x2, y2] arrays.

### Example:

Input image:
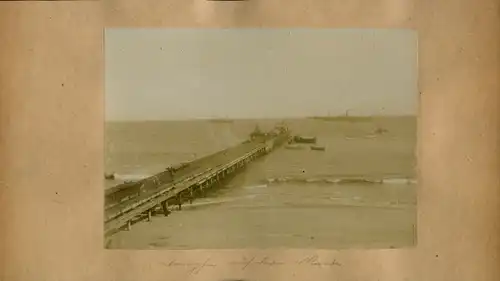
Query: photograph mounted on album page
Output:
[[2, 1, 499, 281], [103, 28, 418, 250]]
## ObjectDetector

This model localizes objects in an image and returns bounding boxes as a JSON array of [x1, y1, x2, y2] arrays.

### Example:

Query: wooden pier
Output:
[[104, 125, 290, 237]]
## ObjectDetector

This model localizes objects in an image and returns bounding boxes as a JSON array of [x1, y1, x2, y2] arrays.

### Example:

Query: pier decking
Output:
[[104, 125, 290, 237]]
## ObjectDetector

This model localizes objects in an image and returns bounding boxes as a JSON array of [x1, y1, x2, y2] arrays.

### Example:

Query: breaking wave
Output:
[[112, 173, 152, 182], [243, 184, 269, 189], [265, 176, 416, 185]]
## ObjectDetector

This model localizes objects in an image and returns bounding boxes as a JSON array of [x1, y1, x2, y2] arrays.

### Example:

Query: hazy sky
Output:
[[105, 29, 417, 121]]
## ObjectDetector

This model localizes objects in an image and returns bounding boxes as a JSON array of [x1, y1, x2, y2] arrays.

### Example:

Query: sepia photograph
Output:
[[104, 29, 418, 250]]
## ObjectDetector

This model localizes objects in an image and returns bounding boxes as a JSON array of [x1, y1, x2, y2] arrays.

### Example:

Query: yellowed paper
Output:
[[1, 0, 499, 280]]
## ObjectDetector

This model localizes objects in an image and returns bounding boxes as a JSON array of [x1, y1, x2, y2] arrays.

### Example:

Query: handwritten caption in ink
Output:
[[160, 254, 341, 275]]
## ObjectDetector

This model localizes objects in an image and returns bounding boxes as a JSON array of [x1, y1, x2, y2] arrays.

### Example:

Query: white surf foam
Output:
[[381, 178, 414, 185], [113, 174, 151, 181], [243, 184, 268, 189], [265, 176, 416, 185]]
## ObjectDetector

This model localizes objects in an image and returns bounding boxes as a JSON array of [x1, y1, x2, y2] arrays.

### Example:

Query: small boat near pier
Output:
[[310, 145, 326, 151]]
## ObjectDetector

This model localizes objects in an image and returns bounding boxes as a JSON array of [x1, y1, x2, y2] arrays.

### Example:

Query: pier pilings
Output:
[[104, 129, 290, 238]]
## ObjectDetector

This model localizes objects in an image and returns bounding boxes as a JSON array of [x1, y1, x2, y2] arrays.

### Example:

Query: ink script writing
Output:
[[297, 254, 342, 267], [229, 256, 286, 270], [161, 258, 217, 274], [160, 255, 341, 275]]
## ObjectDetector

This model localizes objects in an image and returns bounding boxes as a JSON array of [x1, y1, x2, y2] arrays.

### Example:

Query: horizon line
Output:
[[105, 114, 417, 122]]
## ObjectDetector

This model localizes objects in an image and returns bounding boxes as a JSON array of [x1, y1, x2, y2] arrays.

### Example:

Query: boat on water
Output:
[[310, 145, 326, 151], [374, 127, 388, 134], [293, 135, 317, 144]]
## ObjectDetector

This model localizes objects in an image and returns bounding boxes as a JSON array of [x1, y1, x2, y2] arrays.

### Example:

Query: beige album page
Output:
[[0, 0, 499, 281]]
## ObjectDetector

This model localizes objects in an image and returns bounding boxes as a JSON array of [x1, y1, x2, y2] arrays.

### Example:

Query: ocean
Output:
[[105, 117, 417, 249]]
